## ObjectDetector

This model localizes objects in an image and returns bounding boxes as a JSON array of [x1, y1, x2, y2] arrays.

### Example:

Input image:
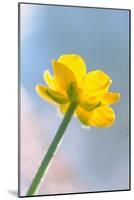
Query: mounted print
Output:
[[18, 2, 131, 197]]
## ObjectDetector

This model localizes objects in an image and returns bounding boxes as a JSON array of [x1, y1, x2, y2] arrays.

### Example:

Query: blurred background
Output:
[[20, 3, 130, 196]]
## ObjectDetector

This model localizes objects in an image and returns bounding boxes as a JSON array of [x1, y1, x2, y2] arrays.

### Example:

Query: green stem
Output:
[[26, 102, 77, 196]]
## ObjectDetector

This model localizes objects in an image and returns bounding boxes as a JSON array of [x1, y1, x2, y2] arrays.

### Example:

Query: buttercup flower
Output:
[[27, 54, 120, 196], [36, 54, 120, 127]]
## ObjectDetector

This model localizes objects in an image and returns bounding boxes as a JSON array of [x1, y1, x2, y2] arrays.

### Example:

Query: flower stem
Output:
[[26, 102, 77, 196]]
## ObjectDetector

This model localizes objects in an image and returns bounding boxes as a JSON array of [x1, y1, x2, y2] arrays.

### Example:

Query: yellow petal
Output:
[[44, 70, 55, 90], [59, 103, 70, 113], [82, 70, 112, 97], [52, 60, 76, 90], [76, 105, 115, 127], [58, 54, 86, 85], [100, 92, 120, 105], [89, 106, 115, 127], [76, 106, 92, 126], [36, 85, 68, 104]]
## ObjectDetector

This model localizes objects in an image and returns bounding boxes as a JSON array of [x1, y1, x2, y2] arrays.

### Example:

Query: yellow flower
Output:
[[36, 54, 120, 127]]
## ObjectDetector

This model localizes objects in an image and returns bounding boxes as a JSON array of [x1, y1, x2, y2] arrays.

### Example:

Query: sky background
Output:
[[20, 3, 130, 196]]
